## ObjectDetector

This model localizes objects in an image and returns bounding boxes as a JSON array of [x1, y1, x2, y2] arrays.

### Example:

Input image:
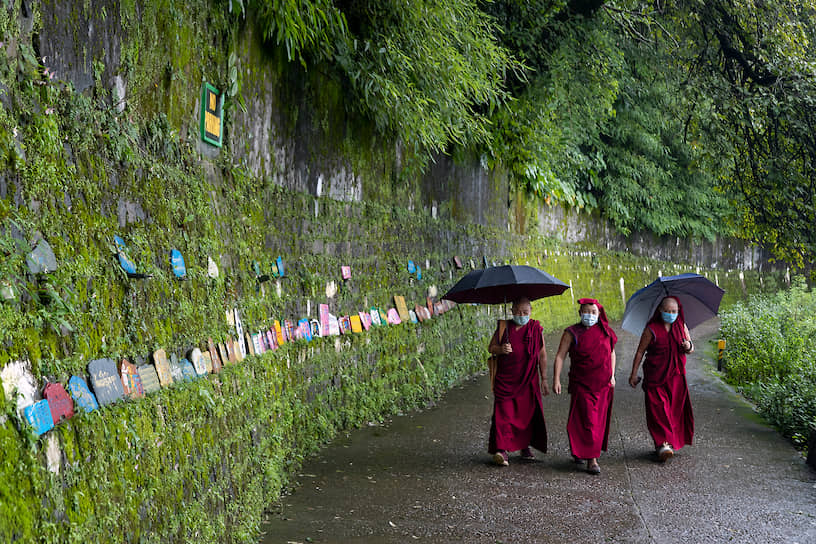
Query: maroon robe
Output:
[[642, 301, 695, 450], [488, 319, 547, 454], [565, 298, 617, 459]]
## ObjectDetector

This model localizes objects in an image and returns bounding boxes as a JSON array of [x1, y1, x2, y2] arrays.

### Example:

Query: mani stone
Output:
[[208, 338, 222, 373], [169, 355, 185, 382], [68, 376, 99, 412], [43, 382, 74, 424], [180, 359, 197, 381], [190, 348, 207, 376], [201, 351, 214, 374], [119, 359, 144, 399], [138, 364, 161, 394], [153, 349, 173, 386], [24, 399, 54, 436], [88, 358, 124, 407]]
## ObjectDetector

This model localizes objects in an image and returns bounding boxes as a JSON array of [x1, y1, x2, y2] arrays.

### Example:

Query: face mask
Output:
[[581, 313, 598, 327], [661, 311, 678, 324], [512, 315, 530, 326]]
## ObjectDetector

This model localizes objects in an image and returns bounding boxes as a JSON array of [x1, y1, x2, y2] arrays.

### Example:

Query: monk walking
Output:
[[628, 296, 695, 461], [552, 298, 617, 474], [487, 297, 549, 466]]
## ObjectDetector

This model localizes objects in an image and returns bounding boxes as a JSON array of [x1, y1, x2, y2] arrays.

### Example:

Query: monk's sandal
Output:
[[493, 451, 509, 466], [520, 447, 535, 461], [658, 444, 674, 462]]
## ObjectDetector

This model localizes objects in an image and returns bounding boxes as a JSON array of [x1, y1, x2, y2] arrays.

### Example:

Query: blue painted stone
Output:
[[170, 249, 186, 278], [88, 358, 124, 407], [407, 260, 416, 274], [276, 256, 285, 277], [298, 318, 313, 341], [68, 376, 99, 412], [416, 266, 422, 281], [24, 400, 54, 436], [113, 236, 137, 275], [180, 359, 198, 381]]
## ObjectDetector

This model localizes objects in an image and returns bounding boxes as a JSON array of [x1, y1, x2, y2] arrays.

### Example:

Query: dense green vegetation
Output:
[[248, 0, 816, 265], [720, 279, 816, 449]]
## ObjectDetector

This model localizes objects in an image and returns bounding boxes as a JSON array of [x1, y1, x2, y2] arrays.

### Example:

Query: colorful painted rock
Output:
[[201, 351, 214, 374], [370, 308, 382, 327], [416, 266, 422, 281], [88, 358, 125, 407], [68, 376, 99, 413], [180, 359, 198, 381], [359, 311, 372, 331], [350, 314, 363, 333], [169, 355, 185, 382], [274, 321, 285, 345], [453, 256, 463, 269], [218, 343, 231, 366], [153, 349, 173, 386], [276, 256, 285, 277], [234, 309, 246, 359], [208, 338, 223, 373], [207, 256, 219, 278], [266, 328, 278, 351], [119, 359, 144, 399], [387, 308, 401, 325], [379, 308, 388, 325], [232, 338, 244, 362], [170, 249, 187, 278], [43, 382, 74, 424], [138, 364, 161, 394], [284, 320, 296, 342], [24, 400, 54, 436], [394, 296, 410, 323], [328, 313, 340, 336], [341, 265, 351, 280], [310, 319, 321, 338], [320, 304, 331, 336], [338, 315, 351, 335], [245, 332, 256, 357], [407, 260, 416, 274], [1, 359, 38, 414], [408, 310, 418, 324], [190, 348, 207, 376]]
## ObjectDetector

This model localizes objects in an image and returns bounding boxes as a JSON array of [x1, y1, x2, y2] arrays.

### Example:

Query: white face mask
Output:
[[581, 313, 598, 327], [512, 315, 530, 326]]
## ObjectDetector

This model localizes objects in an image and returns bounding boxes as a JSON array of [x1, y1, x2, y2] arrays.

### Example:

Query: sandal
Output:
[[492, 451, 509, 466], [520, 447, 535, 461]]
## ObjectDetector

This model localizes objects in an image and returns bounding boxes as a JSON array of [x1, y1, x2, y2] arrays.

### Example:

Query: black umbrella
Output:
[[442, 265, 569, 305]]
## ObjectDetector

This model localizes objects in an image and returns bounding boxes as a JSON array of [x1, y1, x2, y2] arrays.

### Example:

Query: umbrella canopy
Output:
[[621, 273, 725, 335], [442, 265, 569, 305]]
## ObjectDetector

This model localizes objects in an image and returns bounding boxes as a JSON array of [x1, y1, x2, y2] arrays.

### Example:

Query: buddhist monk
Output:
[[552, 298, 617, 474], [628, 296, 695, 461], [487, 297, 549, 466]]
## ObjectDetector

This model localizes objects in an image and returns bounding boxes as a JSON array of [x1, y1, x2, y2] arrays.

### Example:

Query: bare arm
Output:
[[538, 331, 549, 396], [552, 331, 573, 395], [610, 346, 617, 387], [629, 328, 653, 388], [682, 324, 693, 353], [487, 321, 511, 356]]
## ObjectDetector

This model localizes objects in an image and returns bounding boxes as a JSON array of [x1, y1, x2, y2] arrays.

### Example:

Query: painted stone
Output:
[[276, 256, 285, 277], [341, 265, 351, 280], [207, 256, 219, 278], [414, 305, 427, 322], [266, 328, 278, 351], [201, 351, 214, 374], [43, 382, 74, 424], [208, 338, 223, 373], [233, 337, 244, 362], [88, 358, 125, 407], [138, 364, 161, 394], [26, 239, 57, 274], [409, 310, 418, 324], [320, 304, 331, 336], [252, 332, 264, 355], [190, 348, 207, 376], [234, 308, 246, 359], [387, 308, 401, 325], [453, 256, 463, 269], [298, 319, 312, 341], [379, 308, 388, 325], [350, 314, 363, 333], [370, 308, 382, 327], [180, 359, 198, 381], [1, 359, 38, 414], [169, 354, 185, 382], [153, 349, 173, 386], [416, 266, 422, 281], [24, 400, 54, 436], [338, 315, 351, 335], [359, 311, 372, 331], [284, 320, 296, 342], [119, 359, 144, 399], [245, 332, 256, 357], [394, 296, 410, 323], [310, 319, 321, 338], [328, 313, 340, 336], [68, 376, 99, 412], [274, 320, 285, 345], [407, 260, 416, 274], [426, 296, 435, 316], [170, 249, 187, 278], [218, 343, 230, 366]]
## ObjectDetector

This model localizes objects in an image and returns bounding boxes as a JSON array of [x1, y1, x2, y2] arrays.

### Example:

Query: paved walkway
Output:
[[260, 319, 816, 543]]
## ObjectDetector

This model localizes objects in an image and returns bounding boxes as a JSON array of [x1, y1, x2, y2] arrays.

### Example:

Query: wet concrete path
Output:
[[259, 320, 816, 543]]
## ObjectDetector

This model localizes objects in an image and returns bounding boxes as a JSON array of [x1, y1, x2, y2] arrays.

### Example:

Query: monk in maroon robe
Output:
[[553, 298, 617, 474], [487, 297, 549, 466], [629, 296, 695, 461]]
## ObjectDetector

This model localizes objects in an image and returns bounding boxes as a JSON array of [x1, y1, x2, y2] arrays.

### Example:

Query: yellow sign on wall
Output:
[[200, 83, 223, 147]]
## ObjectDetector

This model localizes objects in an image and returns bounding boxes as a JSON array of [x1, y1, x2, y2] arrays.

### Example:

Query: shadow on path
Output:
[[259, 319, 816, 543]]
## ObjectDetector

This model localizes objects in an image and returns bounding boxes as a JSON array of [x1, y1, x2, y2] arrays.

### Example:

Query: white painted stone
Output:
[[45, 433, 61, 474], [1, 360, 38, 414]]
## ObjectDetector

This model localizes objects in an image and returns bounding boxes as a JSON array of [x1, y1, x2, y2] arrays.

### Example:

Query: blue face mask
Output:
[[581, 313, 598, 327], [512, 315, 530, 326], [661, 311, 678, 324]]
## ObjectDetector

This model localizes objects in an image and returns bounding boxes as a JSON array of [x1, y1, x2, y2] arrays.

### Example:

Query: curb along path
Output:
[[259, 319, 816, 543]]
